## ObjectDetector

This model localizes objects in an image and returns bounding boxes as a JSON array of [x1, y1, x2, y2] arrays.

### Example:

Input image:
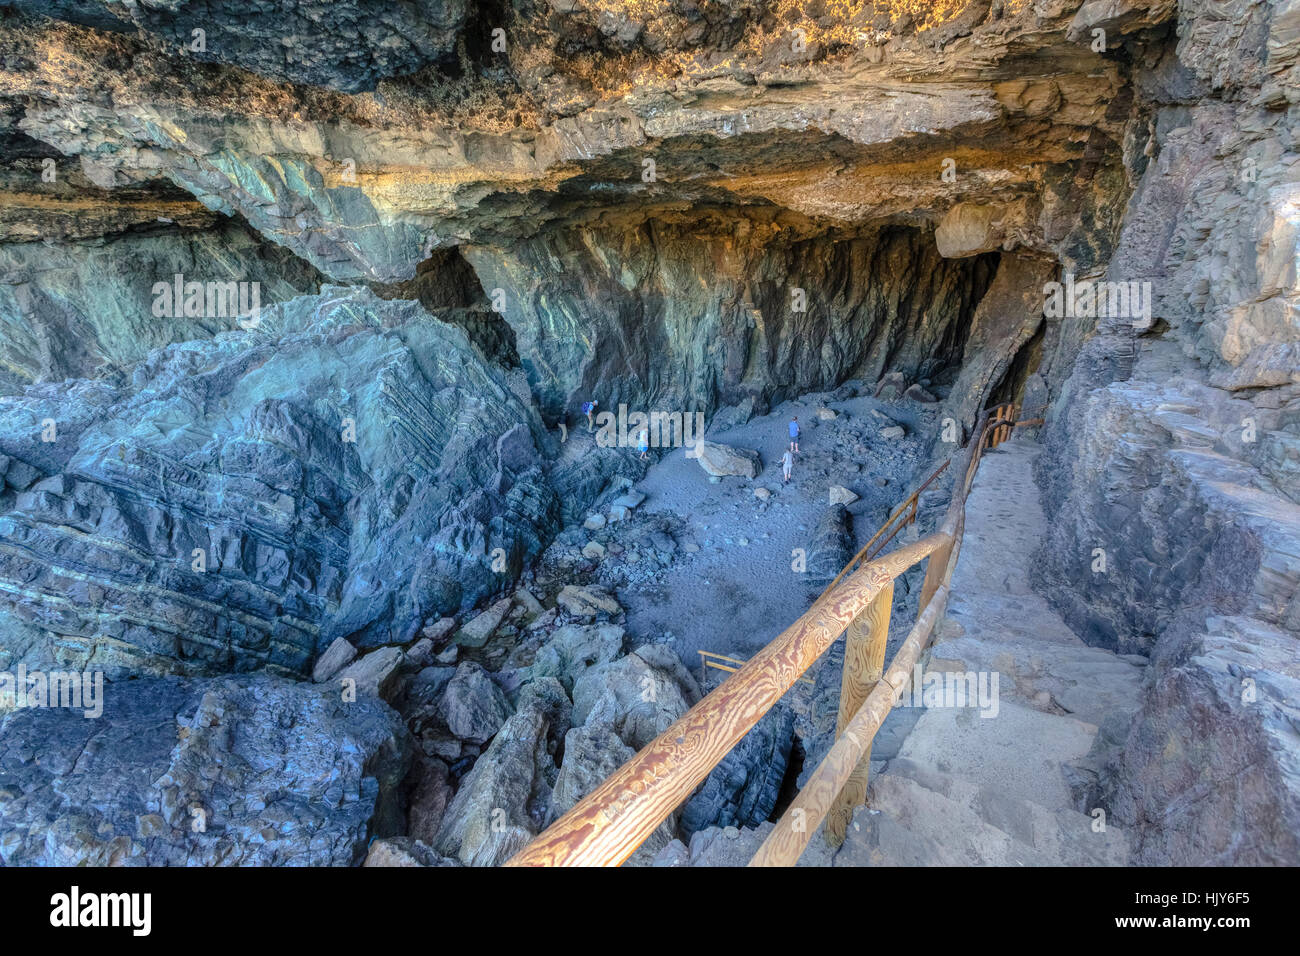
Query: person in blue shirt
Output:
[[583, 399, 598, 431], [788, 416, 800, 453]]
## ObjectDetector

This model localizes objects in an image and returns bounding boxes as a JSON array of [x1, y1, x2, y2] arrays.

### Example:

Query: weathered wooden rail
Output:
[[506, 402, 1037, 867], [697, 649, 814, 688]]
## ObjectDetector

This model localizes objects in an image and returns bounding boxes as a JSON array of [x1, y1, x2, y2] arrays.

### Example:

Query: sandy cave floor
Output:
[[540, 386, 956, 687]]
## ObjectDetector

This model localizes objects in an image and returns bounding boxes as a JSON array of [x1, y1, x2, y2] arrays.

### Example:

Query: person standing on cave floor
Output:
[[782, 447, 794, 484], [637, 426, 650, 461], [583, 399, 598, 431], [788, 416, 800, 453]]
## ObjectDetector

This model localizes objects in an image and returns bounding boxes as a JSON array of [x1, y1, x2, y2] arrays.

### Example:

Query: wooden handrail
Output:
[[752, 406, 1010, 865], [506, 400, 1034, 867], [698, 650, 814, 687], [750, 583, 950, 866], [504, 531, 948, 866], [819, 458, 949, 599]]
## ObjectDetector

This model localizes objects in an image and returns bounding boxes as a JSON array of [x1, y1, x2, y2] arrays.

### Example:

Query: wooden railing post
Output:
[[826, 580, 893, 847], [918, 532, 953, 612]]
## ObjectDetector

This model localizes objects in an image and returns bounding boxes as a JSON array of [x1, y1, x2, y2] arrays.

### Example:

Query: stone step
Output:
[[892, 697, 1099, 809], [834, 773, 1057, 866], [881, 757, 1128, 865], [926, 629, 1145, 729]]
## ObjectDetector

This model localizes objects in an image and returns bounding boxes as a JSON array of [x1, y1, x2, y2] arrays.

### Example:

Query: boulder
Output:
[[874, 371, 907, 400], [363, 837, 461, 868], [608, 489, 647, 521], [583, 513, 607, 530], [517, 676, 574, 752], [693, 441, 762, 479], [549, 722, 636, 823], [336, 646, 405, 700], [513, 589, 545, 619], [905, 383, 938, 403], [0, 675, 410, 866], [440, 661, 513, 743], [405, 638, 434, 669], [572, 646, 694, 750], [421, 618, 457, 644], [531, 623, 625, 692], [829, 485, 860, 506], [556, 584, 622, 618], [817, 407, 838, 421], [879, 425, 906, 440], [433, 704, 552, 867], [312, 636, 357, 683], [455, 598, 513, 648]]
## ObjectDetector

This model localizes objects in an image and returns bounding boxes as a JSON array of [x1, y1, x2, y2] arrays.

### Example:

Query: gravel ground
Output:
[[599, 387, 949, 676]]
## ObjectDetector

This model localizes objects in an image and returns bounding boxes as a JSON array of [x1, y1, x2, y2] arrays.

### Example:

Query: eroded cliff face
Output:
[[0, 0, 1294, 865], [1033, 0, 1300, 864]]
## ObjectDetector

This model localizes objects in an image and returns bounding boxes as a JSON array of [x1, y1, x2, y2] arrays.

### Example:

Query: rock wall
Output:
[[0, 219, 323, 392], [1035, 0, 1300, 864], [0, 287, 562, 679], [0, 0, 1293, 866], [465, 217, 998, 421]]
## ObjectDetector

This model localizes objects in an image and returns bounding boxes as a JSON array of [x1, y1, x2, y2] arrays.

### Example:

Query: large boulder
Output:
[[439, 662, 512, 744], [432, 703, 552, 867], [571, 645, 697, 750], [336, 646, 404, 700], [0, 675, 410, 866], [693, 441, 762, 479], [530, 623, 625, 692]]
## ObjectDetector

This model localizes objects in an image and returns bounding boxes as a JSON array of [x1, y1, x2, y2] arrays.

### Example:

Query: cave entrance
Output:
[[371, 247, 519, 367], [986, 318, 1046, 414]]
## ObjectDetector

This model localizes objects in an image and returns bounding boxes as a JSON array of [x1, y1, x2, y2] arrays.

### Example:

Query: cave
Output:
[[0, 0, 1295, 887]]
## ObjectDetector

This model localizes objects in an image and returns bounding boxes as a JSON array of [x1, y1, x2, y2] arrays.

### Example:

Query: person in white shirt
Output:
[[782, 448, 794, 484]]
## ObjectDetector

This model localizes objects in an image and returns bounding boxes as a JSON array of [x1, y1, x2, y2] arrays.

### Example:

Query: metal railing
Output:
[[506, 402, 1038, 867]]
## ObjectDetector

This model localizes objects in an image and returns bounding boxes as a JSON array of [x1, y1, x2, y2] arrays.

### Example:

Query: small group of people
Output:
[[782, 416, 799, 484], [581, 398, 650, 460]]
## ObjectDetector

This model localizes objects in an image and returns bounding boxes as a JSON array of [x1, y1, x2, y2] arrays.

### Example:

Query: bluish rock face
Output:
[[0, 220, 324, 393], [0, 674, 411, 866], [0, 287, 561, 678], [8, 0, 468, 92], [680, 702, 795, 838]]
